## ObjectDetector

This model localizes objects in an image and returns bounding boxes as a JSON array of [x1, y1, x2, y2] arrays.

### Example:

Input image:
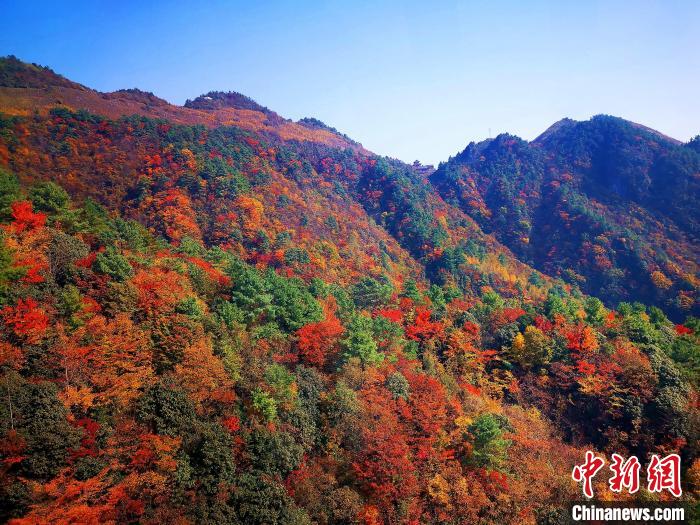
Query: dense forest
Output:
[[0, 56, 698, 524]]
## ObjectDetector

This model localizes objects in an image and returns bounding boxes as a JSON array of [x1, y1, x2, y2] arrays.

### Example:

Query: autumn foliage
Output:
[[0, 57, 697, 524]]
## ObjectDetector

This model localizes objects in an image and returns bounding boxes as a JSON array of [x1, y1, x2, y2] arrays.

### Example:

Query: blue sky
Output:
[[2, 0, 698, 164]]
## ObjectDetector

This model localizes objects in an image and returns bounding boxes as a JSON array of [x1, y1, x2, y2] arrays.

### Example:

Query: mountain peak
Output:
[[532, 117, 577, 144], [0, 55, 84, 90], [105, 88, 169, 106], [534, 114, 682, 146], [184, 90, 272, 113]]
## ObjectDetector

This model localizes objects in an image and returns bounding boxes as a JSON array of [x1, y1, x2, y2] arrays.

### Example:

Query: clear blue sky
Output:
[[2, 0, 698, 164]]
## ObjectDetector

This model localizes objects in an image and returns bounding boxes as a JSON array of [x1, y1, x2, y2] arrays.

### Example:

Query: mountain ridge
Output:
[[432, 114, 699, 319], [0, 56, 363, 152]]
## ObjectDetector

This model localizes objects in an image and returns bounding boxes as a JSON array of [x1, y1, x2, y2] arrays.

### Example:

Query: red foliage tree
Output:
[[296, 300, 344, 367], [405, 307, 443, 342], [9, 201, 46, 233], [2, 297, 49, 343]]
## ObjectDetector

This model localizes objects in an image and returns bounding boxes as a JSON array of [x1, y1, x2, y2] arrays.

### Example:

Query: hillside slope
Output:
[[431, 116, 700, 320], [0, 56, 552, 306]]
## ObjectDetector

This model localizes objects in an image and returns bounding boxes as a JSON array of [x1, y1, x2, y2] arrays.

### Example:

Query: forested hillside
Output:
[[0, 56, 698, 524], [431, 116, 700, 320]]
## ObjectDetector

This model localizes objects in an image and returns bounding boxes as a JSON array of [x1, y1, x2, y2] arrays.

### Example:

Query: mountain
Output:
[[0, 57, 698, 524], [0, 56, 545, 304], [0, 56, 360, 151], [431, 115, 700, 320]]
